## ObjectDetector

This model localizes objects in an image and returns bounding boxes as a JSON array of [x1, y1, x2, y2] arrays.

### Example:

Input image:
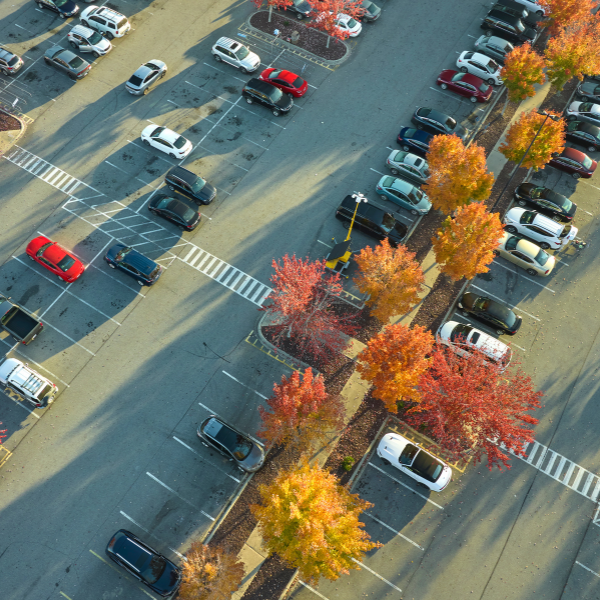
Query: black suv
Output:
[[0, 46, 23, 75], [104, 244, 162, 286], [165, 166, 216, 205], [335, 195, 407, 246], [492, 0, 543, 28], [411, 107, 468, 140], [481, 10, 538, 44], [242, 78, 293, 117]]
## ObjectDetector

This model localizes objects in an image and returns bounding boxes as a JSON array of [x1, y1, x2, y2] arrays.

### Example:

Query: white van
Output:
[[0, 358, 58, 408]]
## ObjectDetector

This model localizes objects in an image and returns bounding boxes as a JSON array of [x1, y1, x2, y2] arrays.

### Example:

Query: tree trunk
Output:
[[268, 4, 272, 22], [326, 35, 331, 48]]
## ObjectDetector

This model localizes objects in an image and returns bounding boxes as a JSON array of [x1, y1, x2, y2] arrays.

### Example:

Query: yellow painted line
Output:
[[59, 593, 73, 600], [89, 549, 114, 568]]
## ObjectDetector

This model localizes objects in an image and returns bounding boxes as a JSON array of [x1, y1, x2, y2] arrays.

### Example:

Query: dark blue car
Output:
[[396, 127, 433, 157], [36, 0, 79, 19], [104, 244, 162, 286]]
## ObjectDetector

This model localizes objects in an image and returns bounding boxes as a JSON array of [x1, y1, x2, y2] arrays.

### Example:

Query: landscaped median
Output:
[[0, 106, 26, 157]]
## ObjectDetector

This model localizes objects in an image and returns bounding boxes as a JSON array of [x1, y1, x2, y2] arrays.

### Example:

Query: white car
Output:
[[494, 231, 556, 277], [504, 207, 577, 249], [80, 5, 130, 39], [513, 0, 546, 16], [377, 433, 452, 492], [317, 12, 362, 37], [141, 125, 192, 159], [456, 51, 502, 85], [565, 101, 600, 127]]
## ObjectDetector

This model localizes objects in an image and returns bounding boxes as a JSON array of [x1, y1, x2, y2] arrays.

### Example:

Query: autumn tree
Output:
[[501, 44, 546, 102], [499, 109, 565, 170], [357, 324, 433, 413], [179, 542, 244, 600], [265, 255, 357, 361], [251, 460, 380, 582], [353, 239, 424, 323], [425, 135, 494, 214], [307, 0, 365, 47], [539, 0, 596, 36], [249, 0, 292, 23], [407, 345, 542, 470], [258, 368, 344, 450], [432, 203, 504, 281]]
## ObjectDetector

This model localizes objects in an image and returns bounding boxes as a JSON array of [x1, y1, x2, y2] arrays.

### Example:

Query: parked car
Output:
[[0, 294, 43, 345], [385, 150, 429, 185], [104, 244, 162, 286], [377, 433, 452, 492], [67, 24, 111, 57], [436, 70, 492, 103], [473, 34, 515, 64], [503, 207, 577, 249], [275, 0, 313, 18], [242, 78, 293, 116], [317, 13, 362, 37], [375, 175, 431, 215], [577, 81, 600, 103], [258, 68, 308, 98], [412, 107, 468, 139], [565, 120, 600, 152], [357, 0, 381, 21], [26, 236, 84, 282], [494, 232, 556, 276], [0, 46, 24, 75], [141, 125, 192, 159], [80, 5, 130, 39], [565, 101, 600, 127], [43, 46, 91, 80], [456, 51, 502, 85], [335, 195, 407, 246], [513, 0, 546, 16], [514, 182, 576, 221], [165, 166, 216, 205], [198, 415, 265, 472], [36, 0, 79, 19], [211, 37, 260, 73], [0, 358, 57, 408], [106, 530, 181, 597], [548, 147, 597, 179], [396, 127, 433, 157], [492, 0, 543, 28], [148, 194, 201, 231], [126, 60, 167, 95], [480, 10, 538, 44], [457, 292, 522, 335]]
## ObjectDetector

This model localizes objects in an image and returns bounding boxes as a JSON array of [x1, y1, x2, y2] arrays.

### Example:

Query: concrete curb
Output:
[[0, 107, 27, 157]]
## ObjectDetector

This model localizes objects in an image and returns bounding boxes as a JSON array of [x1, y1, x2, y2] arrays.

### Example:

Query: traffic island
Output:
[[0, 107, 26, 157]]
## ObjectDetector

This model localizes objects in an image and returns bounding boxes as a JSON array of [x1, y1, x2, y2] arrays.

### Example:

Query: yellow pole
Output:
[[345, 194, 365, 241]]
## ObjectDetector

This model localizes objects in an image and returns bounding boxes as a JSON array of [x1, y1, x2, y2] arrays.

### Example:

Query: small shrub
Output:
[[342, 456, 355, 471]]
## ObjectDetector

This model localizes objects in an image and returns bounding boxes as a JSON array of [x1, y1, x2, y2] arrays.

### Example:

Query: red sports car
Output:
[[436, 70, 492, 103], [258, 68, 308, 98], [548, 147, 597, 179], [26, 236, 85, 282]]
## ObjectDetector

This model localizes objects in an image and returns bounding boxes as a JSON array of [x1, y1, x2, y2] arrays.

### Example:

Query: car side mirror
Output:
[[551, 152, 559, 157]]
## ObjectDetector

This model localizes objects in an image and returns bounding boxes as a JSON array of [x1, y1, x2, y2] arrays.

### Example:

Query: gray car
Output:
[[577, 81, 600, 103], [43, 46, 91, 80], [473, 34, 514, 64], [385, 150, 429, 185], [125, 59, 167, 95]]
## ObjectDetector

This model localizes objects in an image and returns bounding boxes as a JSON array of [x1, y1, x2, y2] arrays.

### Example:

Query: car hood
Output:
[[275, 94, 294, 110], [523, 27, 537, 40], [58, 0, 78, 13], [153, 561, 181, 595], [239, 443, 265, 472], [579, 82, 597, 95], [195, 181, 216, 202], [388, 221, 408, 245]]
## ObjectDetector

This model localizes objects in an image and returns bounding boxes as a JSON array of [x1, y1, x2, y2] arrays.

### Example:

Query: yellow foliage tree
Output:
[[353, 239, 424, 322], [432, 203, 504, 281], [501, 44, 546, 102], [539, 0, 596, 36]]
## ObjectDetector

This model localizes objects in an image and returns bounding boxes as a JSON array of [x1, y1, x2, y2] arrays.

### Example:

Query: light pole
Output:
[[345, 192, 368, 241]]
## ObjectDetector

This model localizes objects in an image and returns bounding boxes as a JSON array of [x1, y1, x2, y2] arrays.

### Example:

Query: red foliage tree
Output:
[[249, 0, 293, 23], [407, 345, 542, 470], [307, 0, 365, 47], [0, 423, 6, 444]]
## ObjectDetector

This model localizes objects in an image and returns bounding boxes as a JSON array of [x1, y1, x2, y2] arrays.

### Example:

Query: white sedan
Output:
[[317, 12, 362, 37], [565, 101, 600, 127], [456, 51, 502, 85], [513, 0, 547, 16], [140, 125, 192, 159]]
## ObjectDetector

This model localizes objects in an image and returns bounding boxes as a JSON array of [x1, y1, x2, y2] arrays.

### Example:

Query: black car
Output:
[[396, 127, 433, 157], [104, 244, 162, 286], [492, 0, 543, 28], [513, 182, 577, 222], [36, 0, 79, 18], [481, 10, 538, 44], [44, 46, 91, 80], [335, 195, 407, 247], [565, 120, 600, 152], [148, 195, 201, 231], [457, 292, 522, 335], [411, 107, 468, 140], [242, 78, 293, 117], [165, 166, 216, 205], [577, 81, 600, 103], [198, 415, 265, 472], [106, 530, 181, 597], [358, 0, 381, 21], [275, 0, 312, 18]]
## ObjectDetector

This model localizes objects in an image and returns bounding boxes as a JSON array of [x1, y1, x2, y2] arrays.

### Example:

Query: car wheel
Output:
[[245, 97, 253, 104], [381, 458, 391, 466], [44, 57, 51, 64], [572, 172, 581, 179], [484, 29, 493, 37], [108, 263, 116, 269], [92, 51, 100, 58], [272, 109, 280, 116], [69, 73, 77, 80], [470, 96, 478, 103], [536, 9, 544, 15], [539, 242, 550, 249], [213, 54, 222, 62], [460, 67, 468, 73], [137, 280, 144, 286], [379, 194, 388, 201], [105, 32, 114, 40], [239, 67, 248, 74], [37, 1, 44, 8], [518, 199, 526, 206], [590, 146, 597, 153], [58, 275, 63, 281], [296, 12, 303, 19], [440, 83, 448, 89], [59, 12, 66, 18], [493, 250, 500, 257], [143, 139, 151, 146], [168, 184, 176, 191], [28, 254, 35, 261], [69, 41, 78, 49], [526, 268, 537, 276], [288, 92, 294, 99], [411, 209, 419, 215], [402, 145, 410, 152], [390, 168, 399, 175], [143, 87, 149, 95], [505, 225, 517, 233], [487, 78, 495, 86], [160, 71, 166, 79], [170, 152, 177, 158]]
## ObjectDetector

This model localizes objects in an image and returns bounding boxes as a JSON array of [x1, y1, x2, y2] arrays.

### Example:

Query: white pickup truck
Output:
[[0, 358, 58, 408]]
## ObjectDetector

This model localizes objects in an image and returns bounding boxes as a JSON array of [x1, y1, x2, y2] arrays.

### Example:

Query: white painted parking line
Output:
[[222, 371, 269, 399], [351, 558, 402, 593], [42, 320, 95, 356], [268, 48, 286, 68], [491, 260, 556, 293], [576, 561, 600, 578], [429, 86, 464, 102], [197, 114, 270, 150], [370, 168, 385, 176], [317, 239, 333, 249], [470, 284, 541, 321], [104, 160, 129, 174], [173, 437, 241, 483], [299, 581, 330, 600], [119, 511, 186, 560], [364, 513, 424, 550], [135, 177, 157, 189], [126, 140, 177, 166]]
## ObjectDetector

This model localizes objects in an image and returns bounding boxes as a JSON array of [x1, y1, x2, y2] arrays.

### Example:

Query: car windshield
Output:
[[580, 102, 593, 112], [582, 155, 594, 169], [450, 323, 471, 343], [380, 213, 395, 232], [236, 46, 250, 60], [128, 74, 143, 86], [88, 31, 103, 44], [346, 18, 358, 27], [488, 58, 499, 71], [269, 86, 283, 101], [155, 196, 171, 209], [399, 444, 419, 465], [444, 115, 457, 129], [292, 76, 304, 87], [473, 298, 490, 311], [54, 0, 70, 6], [520, 210, 535, 224], [516, 20, 525, 32], [173, 136, 187, 149], [141, 555, 167, 584], [567, 121, 580, 132], [191, 177, 207, 193], [57, 255, 76, 272], [535, 248, 550, 266], [505, 235, 519, 251], [68, 56, 85, 69], [151, 126, 166, 138], [180, 206, 196, 222], [37, 242, 53, 257], [116, 17, 127, 28], [8, 55, 19, 66], [115, 247, 132, 261], [408, 187, 424, 203], [404, 128, 417, 137]]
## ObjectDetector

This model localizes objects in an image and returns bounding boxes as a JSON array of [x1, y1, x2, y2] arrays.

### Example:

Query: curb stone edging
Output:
[[0, 107, 27, 157]]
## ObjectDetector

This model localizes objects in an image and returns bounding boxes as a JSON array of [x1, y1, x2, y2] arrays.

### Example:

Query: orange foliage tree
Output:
[[425, 135, 494, 214], [258, 368, 345, 451], [357, 324, 433, 413], [501, 44, 546, 102], [307, 0, 365, 47], [249, 0, 293, 22], [539, 0, 596, 36], [251, 461, 380, 583], [432, 203, 504, 281], [353, 239, 424, 323], [499, 109, 565, 170]]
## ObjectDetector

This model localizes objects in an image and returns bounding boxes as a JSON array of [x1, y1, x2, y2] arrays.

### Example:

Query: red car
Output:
[[26, 236, 85, 283], [548, 147, 597, 179], [436, 70, 492, 103], [258, 68, 308, 98]]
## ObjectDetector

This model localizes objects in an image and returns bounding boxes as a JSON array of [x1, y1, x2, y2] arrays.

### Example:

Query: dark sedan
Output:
[[44, 46, 91, 80], [565, 120, 600, 152], [104, 244, 162, 286], [457, 292, 522, 335], [437, 70, 493, 103], [106, 530, 181, 597], [514, 182, 577, 222], [577, 81, 600, 102], [275, 0, 312, 18], [411, 107, 468, 140], [36, 0, 79, 18], [548, 147, 597, 179], [148, 195, 201, 231], [397, 127, 433, 157]]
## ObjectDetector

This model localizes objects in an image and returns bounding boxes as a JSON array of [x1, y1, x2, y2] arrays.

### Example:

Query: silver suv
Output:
[[0, 46, 23, 76], [68, 24, 112, 57], [80, 5, 130, 39], [211, 37, 260, 73]]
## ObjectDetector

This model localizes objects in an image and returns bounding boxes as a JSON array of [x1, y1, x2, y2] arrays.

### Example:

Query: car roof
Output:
[[166, 165, 198, 185], [484, 35, 513, 48], [401, 152, 425, 167], [0, 48, 16, 61], [123, 249, 159, 275], [215, 36, 244, 52], [576, 121, 600, 135], [401, 127, 433, 142], [508, 207, 562, 234], [470, 51, 495, 65], [487, 9, 522, 24], [245, 78, 277, 95], [157, 128, 180, 144], [111, 530, 152, 571], [459, 72, 485, 86], [132, 64, 153, 79], [390, 178, 414, 193], [418, 106, 451, 123], [562, 147, 587, 162], [70, 24, 96, 36]]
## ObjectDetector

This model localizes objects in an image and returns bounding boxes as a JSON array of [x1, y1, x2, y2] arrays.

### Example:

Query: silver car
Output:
[[494, 232, 556, 276], [125, 60, 167, 95], [473, 34, 514, 64], [385, 150, 429, 185], [68, 24, 112, 57]]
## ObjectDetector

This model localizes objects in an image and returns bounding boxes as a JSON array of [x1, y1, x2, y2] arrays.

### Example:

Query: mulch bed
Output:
[[0, 110, 21, 132], [250, 10, 347, 61]]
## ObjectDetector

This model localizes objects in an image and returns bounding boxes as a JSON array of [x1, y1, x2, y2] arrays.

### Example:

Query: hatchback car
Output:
[[481, 10, 538, 44], [0, 46, 24, 75], [104, 244, 162, 286], [148, 194, 201, 231], [377, 433, 452, 492], [68, 24, 111, 57], [36, 0, 79, 19], [565, 101, 600, 127], [44, 46, 91, 80], [437, 70, 492, 103], [513, 182, 576, 221], [126, 60, 167, 95], [242, 78, 293, 116], [473, 34, 515, 64], [412, 107, 468, 140], [504, 207, 577, 249], [457, 292, 522, 335], [358, 0, 381, 21], [80, 5, 130, 39], [385, 150, 429, 184], [141, 125, 192, 159], [165, 165, 216, 205], [456, 51, 502, 85], [513, 0, 546, 15], [275, 0, 313, 18], [565, 120, 600, 152], [376, 175, 431, 215], [26, 236, 85, 282], [258, 68, 308, 97], [212, 37, 260, 73], [494, 232, 556, 276], [577, 81, 600, 103], [548, 147, 597, 179], [198, 415, 265, 472], [106, 530, 181, 597], [396, 127, 433, 157]]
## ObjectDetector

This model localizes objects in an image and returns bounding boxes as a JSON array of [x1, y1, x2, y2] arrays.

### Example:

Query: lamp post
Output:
[[345, 192, 368, 241]]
